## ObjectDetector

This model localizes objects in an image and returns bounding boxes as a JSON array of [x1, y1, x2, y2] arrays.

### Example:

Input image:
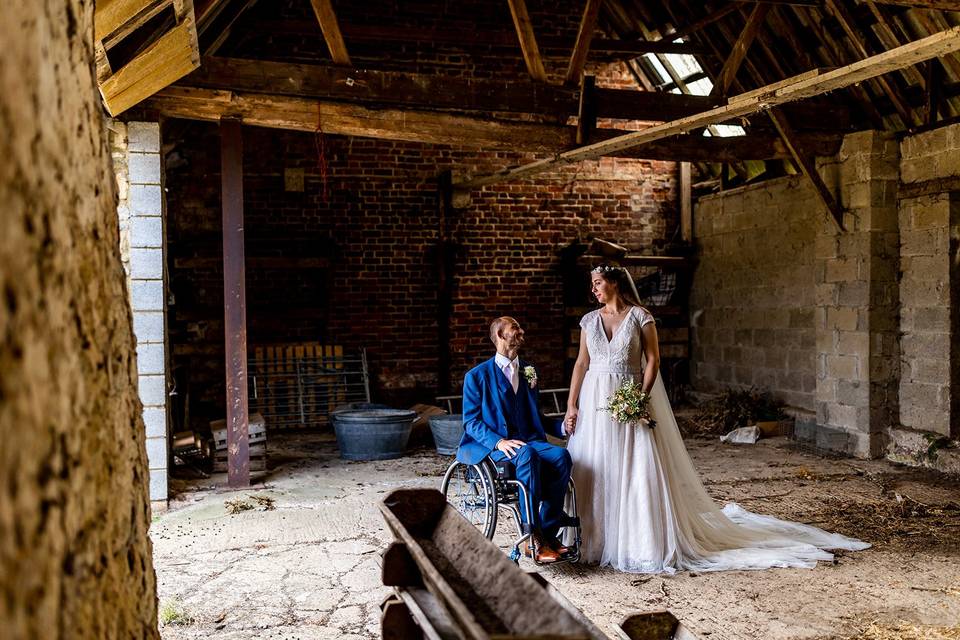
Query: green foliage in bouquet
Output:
[[603, 380, 656, 428]]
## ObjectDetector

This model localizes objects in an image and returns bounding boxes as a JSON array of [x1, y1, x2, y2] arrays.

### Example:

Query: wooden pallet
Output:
[[213, 442, 267, 473]]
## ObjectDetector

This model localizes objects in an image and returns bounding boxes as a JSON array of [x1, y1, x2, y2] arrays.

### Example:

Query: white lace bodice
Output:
[[579, 306, 654, 371]]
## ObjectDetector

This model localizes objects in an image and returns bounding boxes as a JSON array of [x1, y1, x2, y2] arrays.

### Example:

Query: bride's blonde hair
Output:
[[592, 264, 643, 308]]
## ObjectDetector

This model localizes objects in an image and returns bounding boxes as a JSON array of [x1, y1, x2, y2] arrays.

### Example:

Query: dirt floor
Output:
[[152, 431, 960, 640]]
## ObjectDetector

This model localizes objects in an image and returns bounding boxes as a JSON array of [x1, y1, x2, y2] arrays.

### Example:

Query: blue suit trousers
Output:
[[490, 440, 571, 541]]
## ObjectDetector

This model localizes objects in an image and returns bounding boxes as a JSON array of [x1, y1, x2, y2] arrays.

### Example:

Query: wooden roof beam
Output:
[[565, 0, 603, 86], [712, 3, 772, 97], [144, 86, 840, 160], [866, 1, 960, 9], [310, 0, 351, 66], [825, 0, 919, 127], [507, 0, 548, 81], [454, 25, 960, 190]]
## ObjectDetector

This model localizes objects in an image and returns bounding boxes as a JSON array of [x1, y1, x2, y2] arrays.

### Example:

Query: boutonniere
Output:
[[523, 365, 538, 389]]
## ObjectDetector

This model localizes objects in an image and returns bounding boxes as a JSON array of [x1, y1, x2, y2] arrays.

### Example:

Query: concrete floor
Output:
[[152, 432, 960, 639]]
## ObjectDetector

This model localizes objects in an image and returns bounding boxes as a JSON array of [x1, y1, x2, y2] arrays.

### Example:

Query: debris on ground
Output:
[[682, 389, 785, 438], [839, 618, 960, 640], [224, 494, 275, 514], [159, 597, 194, 626]]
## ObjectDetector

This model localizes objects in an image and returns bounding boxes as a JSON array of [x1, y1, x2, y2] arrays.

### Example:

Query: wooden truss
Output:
[[94, 0, 200, 116]]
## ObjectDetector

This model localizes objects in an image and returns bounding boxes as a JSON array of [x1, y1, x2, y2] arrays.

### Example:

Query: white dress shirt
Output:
[[495, 352, 520, 393]]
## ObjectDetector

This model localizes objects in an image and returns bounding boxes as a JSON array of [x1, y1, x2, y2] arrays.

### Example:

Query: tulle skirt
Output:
[[565, 367, 870, 574]]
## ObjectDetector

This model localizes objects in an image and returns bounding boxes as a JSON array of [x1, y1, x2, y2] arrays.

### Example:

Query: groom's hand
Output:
[[496, 439, 526, 458]]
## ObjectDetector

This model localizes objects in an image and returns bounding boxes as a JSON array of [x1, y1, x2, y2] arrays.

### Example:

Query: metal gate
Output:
[[248, 343, 371, 429]]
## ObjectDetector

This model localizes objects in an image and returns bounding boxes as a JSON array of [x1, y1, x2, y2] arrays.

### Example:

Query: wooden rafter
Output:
[[96, 0, 168, 42], [867, 0, 960, 9], [453, 25, 960, 189], [712, 3, 772, 96], [146, 86, 841, 160], [507, 0, 548, 81], [825, 0, 918, 127], [565, 0, 603, 86], [176, 56, 850, 130], [768, 108, 844, 229], [310, 0, 351, 66]]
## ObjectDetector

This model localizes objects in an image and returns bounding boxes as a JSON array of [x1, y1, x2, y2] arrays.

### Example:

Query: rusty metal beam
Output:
[[220, 116, 250, 488]]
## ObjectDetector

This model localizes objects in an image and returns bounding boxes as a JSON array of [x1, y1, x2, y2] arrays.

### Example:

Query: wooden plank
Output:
[[507, 0, 548, 81], [565, 0, 603, 86], [309, 0, 351, 66], [825, 0, 918, 128], [100, 0, 172, 49], [455, 25, 960, 189], [712, 3, 771, 97], [94, 41, 112, 84], [221, 117, 250, 488], [576, 74, 597, 145], [95, 0, 170, 42], [868, 0, 960, 8], [768, 108, 845, 230], [101, 18, 200, 116]]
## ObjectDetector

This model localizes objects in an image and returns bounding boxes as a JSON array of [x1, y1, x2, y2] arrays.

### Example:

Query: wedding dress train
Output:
[[566, 306, 869, 574]]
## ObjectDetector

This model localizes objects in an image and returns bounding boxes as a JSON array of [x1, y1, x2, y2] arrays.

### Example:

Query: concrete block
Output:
[[149, 468, 168, 501], [826, 307, 859, 332], [145, 436, 167, 469], [127, 122, 160, 153], [130, 184, 162, 216], [836, 379, 869, 406], [131, 216, 162, 248], [824, 257, 859, 283], [130, 248, 163, 279], [133, 311, 164, 343], [912, 307, 950, 333], [143, 407, 166, 438], [836, 331, 870, 357], [826, 354, 859, 380], [837, 281, 869, 306], [911, 198, 949, 229], [136, 342, 165, 376], [128, 152, 161, 184], [130, 279, 163, 311], [138, 374, 166, 406]]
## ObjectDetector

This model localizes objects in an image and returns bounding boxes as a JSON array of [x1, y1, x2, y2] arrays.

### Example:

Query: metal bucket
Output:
[[333, 408, 416, 461], [428, 414, 463, 456]]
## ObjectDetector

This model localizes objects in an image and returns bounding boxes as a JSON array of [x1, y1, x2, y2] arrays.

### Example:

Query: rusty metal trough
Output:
[[379, 488, 700, 640]]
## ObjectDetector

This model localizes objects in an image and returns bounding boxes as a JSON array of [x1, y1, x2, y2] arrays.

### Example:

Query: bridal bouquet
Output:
[[603, 380, 656, 429]]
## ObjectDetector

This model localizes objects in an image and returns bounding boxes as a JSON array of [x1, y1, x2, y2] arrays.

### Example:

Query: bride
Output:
[[563, 264, 869, 573]]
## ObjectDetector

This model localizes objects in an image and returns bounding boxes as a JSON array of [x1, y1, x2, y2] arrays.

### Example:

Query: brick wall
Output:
[[690, 176, 818, 410], [162, 0, 678, 421], [166, 126, 677, 417]]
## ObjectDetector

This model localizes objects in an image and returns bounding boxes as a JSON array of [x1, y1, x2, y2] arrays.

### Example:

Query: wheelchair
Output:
[[440, 454, 582, 565]]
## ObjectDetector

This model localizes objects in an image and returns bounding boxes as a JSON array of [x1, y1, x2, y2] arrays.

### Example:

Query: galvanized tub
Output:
[[428, 413, 464, 455], [332, 408, 415, 461]]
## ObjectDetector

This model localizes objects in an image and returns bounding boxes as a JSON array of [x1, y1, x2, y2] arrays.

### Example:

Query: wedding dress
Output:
[[566, 306, 870, 574]]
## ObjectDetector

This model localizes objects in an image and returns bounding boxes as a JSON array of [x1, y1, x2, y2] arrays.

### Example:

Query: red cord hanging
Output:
[[315, 104, 330, 203]]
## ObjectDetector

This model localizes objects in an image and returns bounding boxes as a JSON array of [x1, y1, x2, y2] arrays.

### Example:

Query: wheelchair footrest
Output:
[[558, 515, 580, 528]]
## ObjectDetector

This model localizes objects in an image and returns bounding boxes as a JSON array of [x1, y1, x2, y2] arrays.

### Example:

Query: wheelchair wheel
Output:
[[440, 461, 497, 539]]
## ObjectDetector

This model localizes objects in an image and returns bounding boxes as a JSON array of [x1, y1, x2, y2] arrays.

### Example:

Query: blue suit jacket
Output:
[[457, 357, 565, 465]]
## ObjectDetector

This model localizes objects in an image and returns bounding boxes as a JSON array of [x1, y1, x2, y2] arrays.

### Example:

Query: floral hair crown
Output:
[[592, 265, 624, 274]]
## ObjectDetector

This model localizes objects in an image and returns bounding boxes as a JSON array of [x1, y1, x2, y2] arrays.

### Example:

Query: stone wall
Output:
[[690, 176, 818, 411], [0, 1, 158, 638], [897, 124, 960, 442]]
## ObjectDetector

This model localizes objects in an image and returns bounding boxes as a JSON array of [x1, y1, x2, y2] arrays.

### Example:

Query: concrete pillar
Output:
[[813, 130, 900, 458], [113, 120, 169, 507]]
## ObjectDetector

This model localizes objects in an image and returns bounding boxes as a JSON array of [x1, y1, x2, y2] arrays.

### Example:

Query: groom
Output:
[[457, 317, 572, 563]]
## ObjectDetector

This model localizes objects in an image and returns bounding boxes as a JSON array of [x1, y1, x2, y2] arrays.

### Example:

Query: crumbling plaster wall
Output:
[[0, 1, 159, 638]]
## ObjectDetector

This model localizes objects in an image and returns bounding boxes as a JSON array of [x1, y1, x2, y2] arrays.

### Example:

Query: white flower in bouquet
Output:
[[602, 380, 656, 429]]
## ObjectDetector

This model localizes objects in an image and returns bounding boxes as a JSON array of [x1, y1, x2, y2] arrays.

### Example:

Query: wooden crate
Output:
[[213, 442, 267, 473], [211, 412, 267, 451]]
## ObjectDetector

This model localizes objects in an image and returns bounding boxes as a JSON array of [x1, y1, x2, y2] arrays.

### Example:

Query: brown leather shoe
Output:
[[523, 536, 560, 563], [546, 538, 571, 556]]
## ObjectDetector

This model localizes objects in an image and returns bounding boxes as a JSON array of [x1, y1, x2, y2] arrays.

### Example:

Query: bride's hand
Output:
[[563, 407, 579, 436]]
